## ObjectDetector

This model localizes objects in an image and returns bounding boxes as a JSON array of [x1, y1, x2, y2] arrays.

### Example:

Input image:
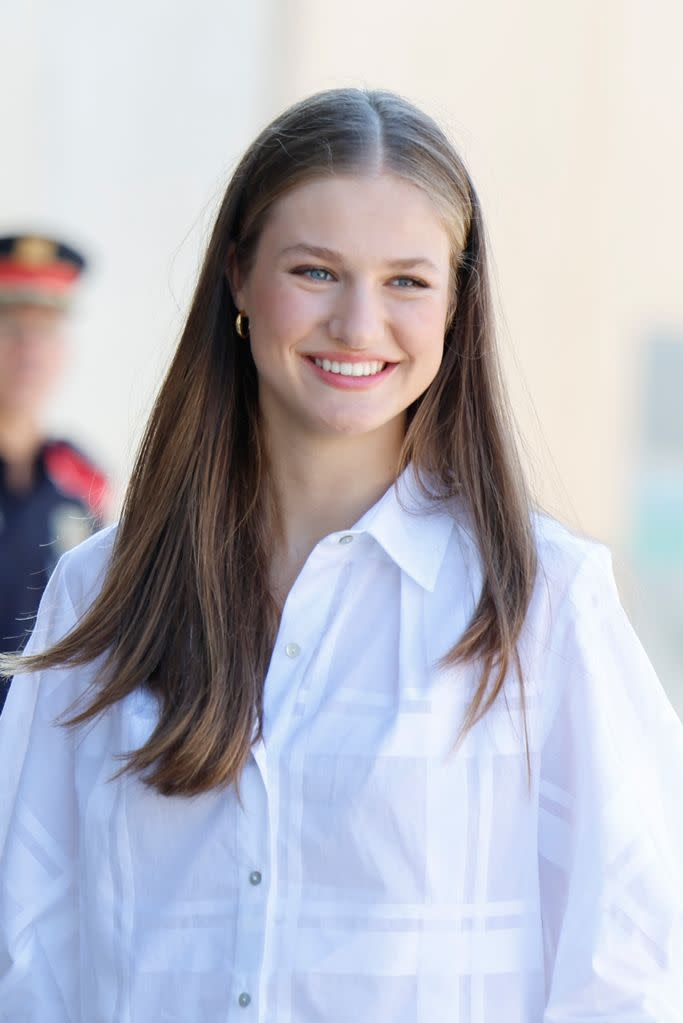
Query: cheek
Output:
[[30, 341, 66, 383], [46, 340, 68, 371], [398, 306, 447, 371], [249, 279, 319, 354]]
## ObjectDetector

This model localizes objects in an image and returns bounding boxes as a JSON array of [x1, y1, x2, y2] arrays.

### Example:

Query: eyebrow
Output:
[[278, 243, 440, 273]]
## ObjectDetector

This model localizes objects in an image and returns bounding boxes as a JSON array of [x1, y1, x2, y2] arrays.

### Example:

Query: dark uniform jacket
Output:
[[0, 440, 107, 711]]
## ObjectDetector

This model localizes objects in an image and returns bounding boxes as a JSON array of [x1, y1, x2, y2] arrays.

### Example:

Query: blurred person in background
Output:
[[0, 234, 108, 713]]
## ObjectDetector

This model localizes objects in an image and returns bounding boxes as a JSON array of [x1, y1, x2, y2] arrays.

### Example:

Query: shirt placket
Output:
[[228, 753, 270, 1019], [231, 533, 359, 1022], [262, 535, 358, 749]]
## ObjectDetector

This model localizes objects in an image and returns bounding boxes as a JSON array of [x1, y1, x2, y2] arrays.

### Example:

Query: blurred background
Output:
[[1, 0, 681, 713]]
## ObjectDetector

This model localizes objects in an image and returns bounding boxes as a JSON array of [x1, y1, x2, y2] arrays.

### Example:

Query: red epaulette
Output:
[[43, 440, 109, 520]]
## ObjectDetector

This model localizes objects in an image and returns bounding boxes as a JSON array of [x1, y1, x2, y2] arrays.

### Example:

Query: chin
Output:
[[313, 410, 387, 438]]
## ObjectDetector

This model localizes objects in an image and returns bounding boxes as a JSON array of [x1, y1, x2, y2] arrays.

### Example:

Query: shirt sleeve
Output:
[[538, 545, 683, 1021], [0, 556, 82, 1023]]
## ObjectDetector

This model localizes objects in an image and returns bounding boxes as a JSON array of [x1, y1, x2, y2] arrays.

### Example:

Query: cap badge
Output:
[[12, 236, 58, 266]]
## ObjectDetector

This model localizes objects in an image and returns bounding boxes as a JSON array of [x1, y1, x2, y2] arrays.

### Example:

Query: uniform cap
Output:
[[0, 233, 87, 310]]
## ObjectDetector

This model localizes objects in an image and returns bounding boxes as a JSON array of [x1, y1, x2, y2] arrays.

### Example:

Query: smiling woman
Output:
[[1, 89, 682, 1022]]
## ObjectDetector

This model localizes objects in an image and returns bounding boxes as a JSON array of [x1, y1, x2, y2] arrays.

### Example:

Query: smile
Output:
[[305, 355, 397, 390], [313, 358, 386, 377]]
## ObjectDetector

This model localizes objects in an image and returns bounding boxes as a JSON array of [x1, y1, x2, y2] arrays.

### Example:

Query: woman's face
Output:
[[231, 172, 452, 446]]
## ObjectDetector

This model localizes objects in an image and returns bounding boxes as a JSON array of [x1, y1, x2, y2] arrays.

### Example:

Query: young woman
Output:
[[1, 89, 681, 1022]]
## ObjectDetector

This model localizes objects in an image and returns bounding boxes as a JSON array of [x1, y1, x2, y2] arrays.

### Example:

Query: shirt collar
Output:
[[351, 466, 458, 592]]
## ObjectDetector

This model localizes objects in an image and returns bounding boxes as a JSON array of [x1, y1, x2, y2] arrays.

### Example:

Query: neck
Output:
[[0, 415, 42, 492], [265, 416, 405, 600]]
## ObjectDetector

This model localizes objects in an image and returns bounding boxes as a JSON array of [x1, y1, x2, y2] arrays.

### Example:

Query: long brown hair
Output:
[[1, 89, 538, 795]]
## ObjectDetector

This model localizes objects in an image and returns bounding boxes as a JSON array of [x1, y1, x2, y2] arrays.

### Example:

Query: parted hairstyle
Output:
[[1, 88, 538, 796]]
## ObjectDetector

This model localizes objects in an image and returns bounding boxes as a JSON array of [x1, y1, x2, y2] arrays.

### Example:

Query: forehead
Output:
[[258, 173, 452, 265]]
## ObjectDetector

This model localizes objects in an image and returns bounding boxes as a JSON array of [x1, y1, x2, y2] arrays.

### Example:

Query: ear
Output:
[[225, 244, 246, 310]]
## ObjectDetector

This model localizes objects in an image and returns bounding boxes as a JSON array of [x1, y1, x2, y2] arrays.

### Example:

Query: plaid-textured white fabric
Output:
[[1, 472, 682, 1022]]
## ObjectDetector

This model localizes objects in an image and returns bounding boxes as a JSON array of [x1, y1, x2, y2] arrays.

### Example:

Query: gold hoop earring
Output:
[[235, 311, 250, 339]]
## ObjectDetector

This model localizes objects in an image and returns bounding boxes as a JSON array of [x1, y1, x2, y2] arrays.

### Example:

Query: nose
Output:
[[328, 281, 386, 350]]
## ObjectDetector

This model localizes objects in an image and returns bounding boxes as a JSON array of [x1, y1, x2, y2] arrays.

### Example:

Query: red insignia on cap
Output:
[[0, 235, 84, 308]]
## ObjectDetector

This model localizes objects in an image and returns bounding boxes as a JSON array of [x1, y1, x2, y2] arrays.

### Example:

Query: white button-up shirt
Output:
[[1, 472, 682, 1021]]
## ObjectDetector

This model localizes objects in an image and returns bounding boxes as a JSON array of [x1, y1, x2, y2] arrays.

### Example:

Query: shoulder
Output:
[[42, 439, 109, 519], [14, 523, 118, 665], [530, 510, 615, 621], [526, 513, 658, 742], [441, 499, 613, 612], [433, 503, 619, 668], [53, 522, 119, 618]]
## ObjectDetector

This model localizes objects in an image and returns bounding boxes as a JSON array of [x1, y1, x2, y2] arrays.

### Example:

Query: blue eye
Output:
[[392, 277, 426, 288], [298, 267, 334, 282]]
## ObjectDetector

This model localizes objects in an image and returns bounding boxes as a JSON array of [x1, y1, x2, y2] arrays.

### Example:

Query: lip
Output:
[[303, 354, 398, 390]]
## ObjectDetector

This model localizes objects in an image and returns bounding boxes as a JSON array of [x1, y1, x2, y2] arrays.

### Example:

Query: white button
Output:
[[285, 642, 301, 658], [249, 870, 262, 886], [339, 534, 354, 545], [238, 991, 251, 1007]]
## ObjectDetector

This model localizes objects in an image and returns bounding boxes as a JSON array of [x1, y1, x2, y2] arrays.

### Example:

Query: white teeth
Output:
[[313, 358, 386, 376]]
